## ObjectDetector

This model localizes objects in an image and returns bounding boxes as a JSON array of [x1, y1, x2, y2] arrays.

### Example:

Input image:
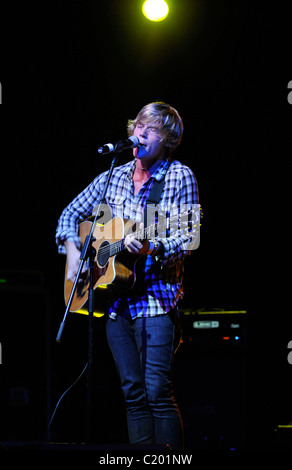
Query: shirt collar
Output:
[[126, 157, 171, 181]]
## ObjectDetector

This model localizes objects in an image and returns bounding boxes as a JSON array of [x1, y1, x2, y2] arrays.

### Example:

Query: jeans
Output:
[[105, 306, 183, 449]]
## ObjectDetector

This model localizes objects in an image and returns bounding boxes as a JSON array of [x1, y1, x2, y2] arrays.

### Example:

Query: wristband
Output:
[[146, 239, 161, 256], [152, 239, 159, 251]]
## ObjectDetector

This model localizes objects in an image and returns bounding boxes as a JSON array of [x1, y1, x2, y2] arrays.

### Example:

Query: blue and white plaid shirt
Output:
[[56, 157, 199, 319]]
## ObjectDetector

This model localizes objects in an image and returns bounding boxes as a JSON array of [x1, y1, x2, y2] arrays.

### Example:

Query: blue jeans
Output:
[[105, 306, 183, 449]]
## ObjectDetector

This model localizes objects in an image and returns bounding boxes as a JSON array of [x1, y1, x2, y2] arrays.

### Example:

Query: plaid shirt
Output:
[[56, 157, 199, 319]]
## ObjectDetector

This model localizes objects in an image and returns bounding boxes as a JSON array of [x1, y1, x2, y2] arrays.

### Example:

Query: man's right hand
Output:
[[65, 241, 88, 282]]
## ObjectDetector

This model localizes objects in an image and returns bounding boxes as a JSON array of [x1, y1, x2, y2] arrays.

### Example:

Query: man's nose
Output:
[[139, 126, 148, 138]]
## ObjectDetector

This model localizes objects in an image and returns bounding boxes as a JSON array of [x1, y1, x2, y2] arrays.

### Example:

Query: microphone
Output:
[[98, 135, 139, 154]]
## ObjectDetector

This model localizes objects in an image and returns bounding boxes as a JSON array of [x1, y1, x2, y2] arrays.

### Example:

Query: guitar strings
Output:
[[96, 221, 158, 256], [96, 210, 197, 256]]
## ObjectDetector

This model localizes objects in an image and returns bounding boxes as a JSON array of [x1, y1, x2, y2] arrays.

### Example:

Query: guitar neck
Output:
[[108, 208, 194, 257], [132, 225, 156, 243], [131, 209, 189, 242]]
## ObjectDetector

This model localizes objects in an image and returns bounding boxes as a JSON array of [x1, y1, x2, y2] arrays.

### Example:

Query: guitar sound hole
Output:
[[97, 240, 110, 268]]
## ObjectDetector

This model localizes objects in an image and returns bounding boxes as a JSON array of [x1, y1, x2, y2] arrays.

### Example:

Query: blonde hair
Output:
[[127, 102, 183, 154]]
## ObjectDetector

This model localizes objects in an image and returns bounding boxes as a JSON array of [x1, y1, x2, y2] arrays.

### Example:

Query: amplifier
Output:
[[174, 308, 247, 450], [179, 308, 247, 348]]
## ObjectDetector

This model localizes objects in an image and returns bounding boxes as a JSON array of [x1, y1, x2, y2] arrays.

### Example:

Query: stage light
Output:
[[142, 0, 169, 22]]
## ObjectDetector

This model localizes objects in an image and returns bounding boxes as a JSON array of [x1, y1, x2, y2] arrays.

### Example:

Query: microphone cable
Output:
[[47, 361, 88, 431]]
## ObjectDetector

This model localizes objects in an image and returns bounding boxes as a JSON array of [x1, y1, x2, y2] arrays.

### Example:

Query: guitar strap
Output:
[[143, 175, 166, 227]]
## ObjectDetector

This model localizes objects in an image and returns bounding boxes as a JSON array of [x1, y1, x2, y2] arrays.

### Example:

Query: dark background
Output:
[[0, 0, 291, 451]]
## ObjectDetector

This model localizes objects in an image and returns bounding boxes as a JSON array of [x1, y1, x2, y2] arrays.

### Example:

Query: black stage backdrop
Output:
[[0, 0, 291, 451]]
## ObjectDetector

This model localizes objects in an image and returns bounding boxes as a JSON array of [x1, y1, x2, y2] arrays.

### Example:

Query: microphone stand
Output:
[[56, 151, 120, 442]]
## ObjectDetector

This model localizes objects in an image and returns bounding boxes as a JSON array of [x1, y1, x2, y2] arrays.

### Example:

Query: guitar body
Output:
[[64, 217, 138, 312]]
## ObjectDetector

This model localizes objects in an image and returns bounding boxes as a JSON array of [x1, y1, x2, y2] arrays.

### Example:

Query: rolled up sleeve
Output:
[[55, 175, 103, 254], [159, 167, 200, 266]]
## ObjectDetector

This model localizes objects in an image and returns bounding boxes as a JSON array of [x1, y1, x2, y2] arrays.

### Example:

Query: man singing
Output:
[[56, 102, 199, 449]]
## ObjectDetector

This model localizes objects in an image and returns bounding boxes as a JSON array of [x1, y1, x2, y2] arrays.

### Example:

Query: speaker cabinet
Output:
[[174, 309, 247, 450], [0, 270, 50, 441]]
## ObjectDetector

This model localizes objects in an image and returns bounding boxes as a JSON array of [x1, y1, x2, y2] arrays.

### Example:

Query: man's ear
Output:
[[161, 137, 171, 147]]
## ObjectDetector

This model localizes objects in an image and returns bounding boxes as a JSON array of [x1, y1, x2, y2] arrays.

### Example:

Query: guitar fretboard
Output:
[[99, 209, 197, 259], [109, 238, 125, 257]]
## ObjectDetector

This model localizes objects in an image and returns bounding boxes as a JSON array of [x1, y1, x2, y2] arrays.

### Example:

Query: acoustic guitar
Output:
[[64, 208, 199, 312]]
